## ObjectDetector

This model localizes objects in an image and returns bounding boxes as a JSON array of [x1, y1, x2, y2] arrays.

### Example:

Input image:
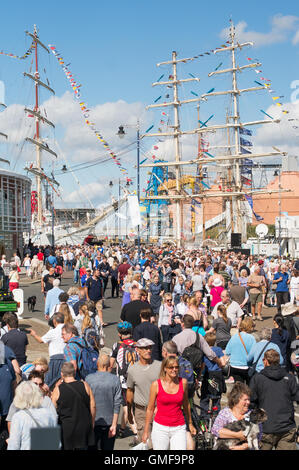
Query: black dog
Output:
[[214, 408, 267, 450], [27, 296, 36, 312]]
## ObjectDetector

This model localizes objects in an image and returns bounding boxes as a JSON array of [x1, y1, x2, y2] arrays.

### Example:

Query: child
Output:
[[199, 332, 226, 419], [176, 293, 189, 316], [168, 312, 182, 340], [110, 322, 138, 440], [206, 304, 232, 350]]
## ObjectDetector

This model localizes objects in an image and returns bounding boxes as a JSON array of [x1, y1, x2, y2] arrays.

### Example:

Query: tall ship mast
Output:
[[141, 20, 288, 248], [23, 25, 57, 230]]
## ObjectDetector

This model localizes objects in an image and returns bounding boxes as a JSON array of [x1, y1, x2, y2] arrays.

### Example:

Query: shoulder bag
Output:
[[238, 332, 248, 355], [248, 341, 270, 378]]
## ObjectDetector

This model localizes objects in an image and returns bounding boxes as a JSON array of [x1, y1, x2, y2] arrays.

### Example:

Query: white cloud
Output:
[[293, 30, 299, 45], [251, 100, 299, 171], [220, 14, 299, 47], [0, 91, 151, 170], [61, 178, 109, 206]]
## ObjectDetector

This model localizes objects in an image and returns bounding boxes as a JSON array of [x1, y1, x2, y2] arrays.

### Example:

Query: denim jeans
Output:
[[73, 269, 79, 284]]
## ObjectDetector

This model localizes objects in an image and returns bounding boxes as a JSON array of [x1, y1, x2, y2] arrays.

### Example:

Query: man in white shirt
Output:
[[211, 289, 244, 330], [29, 312, 65, 389]]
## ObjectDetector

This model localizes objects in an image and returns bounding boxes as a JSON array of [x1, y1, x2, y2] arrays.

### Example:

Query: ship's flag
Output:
[[239, 128, 252, 136], [241, 147, 252, 155], [244, 194, 264, 221], [240, 137, 252, 147]]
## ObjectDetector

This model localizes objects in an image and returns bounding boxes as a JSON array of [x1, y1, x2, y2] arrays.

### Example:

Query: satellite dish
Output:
[[255, 223, 268, 238]]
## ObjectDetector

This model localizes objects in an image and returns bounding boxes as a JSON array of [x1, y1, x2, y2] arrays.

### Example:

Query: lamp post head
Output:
[[117, 125, 125, 138]]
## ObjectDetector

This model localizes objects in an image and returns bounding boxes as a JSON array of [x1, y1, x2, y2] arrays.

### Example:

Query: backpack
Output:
[[83, 326, 101, 350], [73, 339, 99, 379], [181, 332, 203, 375], [55, 265, 63, 275], [178, 355, 195, 398], [117, 340, 139, 380]]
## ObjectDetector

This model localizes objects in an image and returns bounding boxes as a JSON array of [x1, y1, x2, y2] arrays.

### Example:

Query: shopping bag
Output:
[[132, 441, 149, 450]]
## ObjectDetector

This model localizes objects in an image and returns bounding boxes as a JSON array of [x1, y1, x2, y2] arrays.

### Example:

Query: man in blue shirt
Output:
[[273, 264, 290, 314], [44, 278, 64, 320], [85, 268, 103, 303], [46, 252, 58, 268]]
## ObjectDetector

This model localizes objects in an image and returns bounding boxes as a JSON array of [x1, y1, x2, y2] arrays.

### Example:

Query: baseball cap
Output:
[[258, 260, 264, 265], [135, 338, 155, 348]]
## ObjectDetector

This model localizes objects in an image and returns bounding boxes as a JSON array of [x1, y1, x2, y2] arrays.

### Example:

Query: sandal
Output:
[[102, 322, 108, 327]]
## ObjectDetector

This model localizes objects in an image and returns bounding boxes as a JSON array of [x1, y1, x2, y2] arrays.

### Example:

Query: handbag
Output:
[[248, 341, 270, 378]]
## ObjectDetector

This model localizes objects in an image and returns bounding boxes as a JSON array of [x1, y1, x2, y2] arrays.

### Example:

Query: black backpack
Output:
[[181, 332, 203, 375]]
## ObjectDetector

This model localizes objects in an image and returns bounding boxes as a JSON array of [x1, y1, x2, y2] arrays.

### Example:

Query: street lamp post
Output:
[[136, 120, 141, 260], [274, 169, 282, 256], [117, 121, 141, 259]]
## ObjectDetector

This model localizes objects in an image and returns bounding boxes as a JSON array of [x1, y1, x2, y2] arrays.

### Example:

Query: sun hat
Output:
[[281, 302, 298, 317], [212, 277, 223, 287]]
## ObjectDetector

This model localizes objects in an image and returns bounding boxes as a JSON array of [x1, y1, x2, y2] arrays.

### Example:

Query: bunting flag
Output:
[[248, 57, 289, 115], [0, 41, 35, 60], [175, 42, 232, 64], [49, 44, 129, 176]]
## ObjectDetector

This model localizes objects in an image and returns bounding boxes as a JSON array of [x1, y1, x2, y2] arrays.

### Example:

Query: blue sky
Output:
[[0, 0, 298, 209]]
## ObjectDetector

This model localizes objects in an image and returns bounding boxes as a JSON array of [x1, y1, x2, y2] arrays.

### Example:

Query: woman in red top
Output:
[[142, 356, 196, 450]]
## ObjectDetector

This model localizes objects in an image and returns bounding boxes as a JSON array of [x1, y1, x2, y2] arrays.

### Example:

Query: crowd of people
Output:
[[1, 241, 299, 451]]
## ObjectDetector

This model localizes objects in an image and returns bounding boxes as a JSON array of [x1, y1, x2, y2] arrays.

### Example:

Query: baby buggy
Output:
[[290, 339, 299, 383]]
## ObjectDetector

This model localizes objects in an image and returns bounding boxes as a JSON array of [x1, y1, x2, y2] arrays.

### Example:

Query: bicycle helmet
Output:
[[117, 321, 133, 335]]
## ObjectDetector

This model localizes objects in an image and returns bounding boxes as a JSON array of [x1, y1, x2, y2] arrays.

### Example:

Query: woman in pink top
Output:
[[142, 357, 196, 450], [210, 277, 224, 308]]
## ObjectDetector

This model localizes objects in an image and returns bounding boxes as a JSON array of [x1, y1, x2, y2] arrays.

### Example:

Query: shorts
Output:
[[250, 292, 262, 305]]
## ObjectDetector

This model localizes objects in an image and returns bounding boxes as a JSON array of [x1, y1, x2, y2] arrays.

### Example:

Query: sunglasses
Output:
[[166, 299, 172, 302], [166, 366, 179, 370]]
